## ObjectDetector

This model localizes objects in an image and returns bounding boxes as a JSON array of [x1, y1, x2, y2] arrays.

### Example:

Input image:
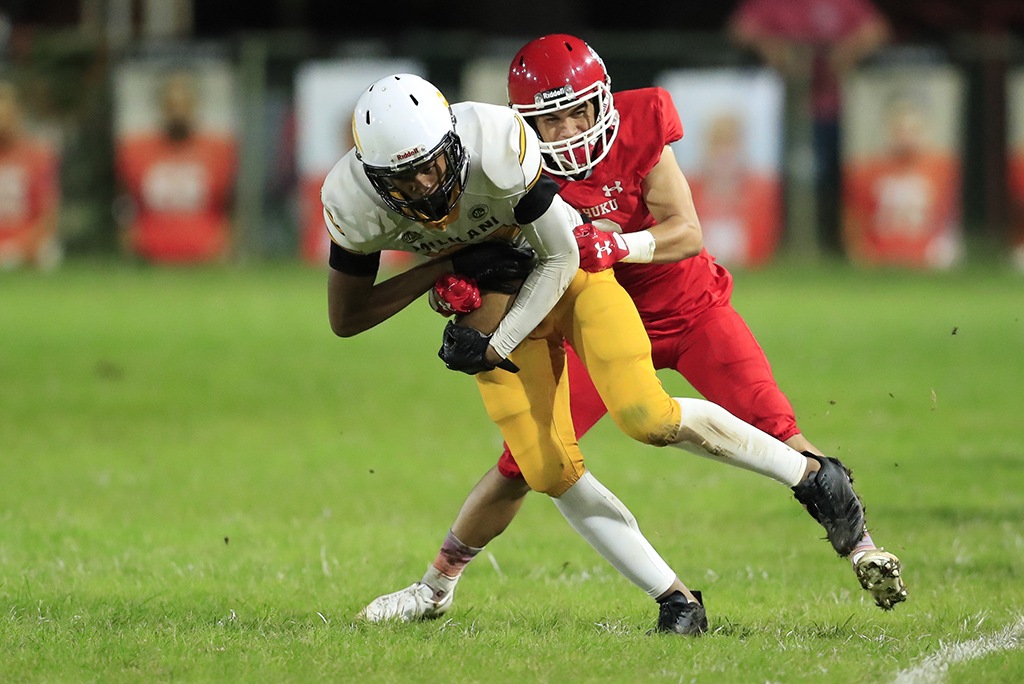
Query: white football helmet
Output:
[[352, 74, 469, 225]]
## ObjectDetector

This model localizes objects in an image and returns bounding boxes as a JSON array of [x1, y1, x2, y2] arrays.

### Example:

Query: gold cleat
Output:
[[854, 548, 907, 610]]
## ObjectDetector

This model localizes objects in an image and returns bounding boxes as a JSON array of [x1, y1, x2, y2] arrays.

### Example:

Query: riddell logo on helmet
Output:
[[393, 146, 426, 163], [535, 84, 574, 105]]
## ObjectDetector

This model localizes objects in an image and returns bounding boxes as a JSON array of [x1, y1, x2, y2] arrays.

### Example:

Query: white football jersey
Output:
[[320, 101, 582, 359], [322, 102, 543, 257]]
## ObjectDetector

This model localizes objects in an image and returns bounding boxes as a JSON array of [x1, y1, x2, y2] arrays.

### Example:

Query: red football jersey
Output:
[[551, 88, 733, 338], [843, 151, 960, 267], [1007, 153, 1024, 250], [116, 132, 237, 263], [729, 0, 886, 119], [0, 138, 58, 243], [688, 170, 782, 267]]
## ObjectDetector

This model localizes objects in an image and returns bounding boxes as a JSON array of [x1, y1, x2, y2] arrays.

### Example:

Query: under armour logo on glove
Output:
[[573, 223, 629, 272], [429, 274, 482, 317]]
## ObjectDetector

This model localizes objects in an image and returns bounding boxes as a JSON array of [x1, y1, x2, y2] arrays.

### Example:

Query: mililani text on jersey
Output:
[[400, 215, 512, 256]]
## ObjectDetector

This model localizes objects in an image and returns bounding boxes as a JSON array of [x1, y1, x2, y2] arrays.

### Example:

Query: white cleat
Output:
[[854, 548, 907, 610], [358, 582, 453, 623]]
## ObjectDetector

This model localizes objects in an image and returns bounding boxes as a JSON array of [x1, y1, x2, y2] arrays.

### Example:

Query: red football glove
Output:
[[573, 223, 629, 272], [429, 274, 482, 317]]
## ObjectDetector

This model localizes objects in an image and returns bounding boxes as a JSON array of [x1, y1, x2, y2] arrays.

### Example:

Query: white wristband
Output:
[[619, 230, 656, 263]]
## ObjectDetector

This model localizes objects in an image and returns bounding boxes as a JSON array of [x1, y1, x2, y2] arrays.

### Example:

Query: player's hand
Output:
[[429, 274, 482, 317], [438, 321, 519, 375], [573, 223, 629, 272], [449, 241, 535, 293]]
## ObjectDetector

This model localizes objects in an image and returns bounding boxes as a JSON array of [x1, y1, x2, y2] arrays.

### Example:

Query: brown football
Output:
[[455, 284, 521, 335]]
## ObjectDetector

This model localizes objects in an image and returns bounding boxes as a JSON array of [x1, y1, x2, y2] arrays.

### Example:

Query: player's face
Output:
[[535, 100, 596, 144], [388, 153, 449, 199], [887, 107, 925, 158]]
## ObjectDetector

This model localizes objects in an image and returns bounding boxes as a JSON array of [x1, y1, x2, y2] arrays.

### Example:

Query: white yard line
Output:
[[893, 616, 1024, 684]]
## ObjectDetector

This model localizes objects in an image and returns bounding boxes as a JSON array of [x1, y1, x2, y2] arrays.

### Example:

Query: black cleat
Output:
[[792, 453, 867, 557], [656, 590, 708, 635]]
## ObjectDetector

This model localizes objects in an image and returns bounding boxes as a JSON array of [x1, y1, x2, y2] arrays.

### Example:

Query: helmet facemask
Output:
[[361, 130, 469, 226], [507, 34, 621, 178], [524, 83, 619, 177]]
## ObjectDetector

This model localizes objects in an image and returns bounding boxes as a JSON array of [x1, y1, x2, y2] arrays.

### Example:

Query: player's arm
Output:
[[574, 145, 703, 272], [727, 7, 806, 79], [439, 176, 579, 374], [328, 238, 536, 338], [638, 144, 704, 262], [484, 179, 580, 362], [327, 245, 454, 338], [829, 14, 890, 75]]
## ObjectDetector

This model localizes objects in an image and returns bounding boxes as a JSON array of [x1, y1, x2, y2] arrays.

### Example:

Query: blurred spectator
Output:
[[687, 112, 782, 267], [0, 80, 61, 271], [1007, 97, 1024, 271], [115, 70, 237, 264], [1008, 158, 1024, 271], [843, 94, 961, 268], [728, 0, 890, 253], [300, 111, 352, 266]]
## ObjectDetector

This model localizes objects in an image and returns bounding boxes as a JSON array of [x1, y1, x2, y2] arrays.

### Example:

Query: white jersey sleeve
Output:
[[451, 104, 581, 358], [474, 107, 580, 357], [489, 192, 581, 358]]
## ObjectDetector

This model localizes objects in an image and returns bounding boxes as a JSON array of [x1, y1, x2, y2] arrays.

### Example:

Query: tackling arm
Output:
[[637, 145, 704, 263], [574, 145, 703, 273]]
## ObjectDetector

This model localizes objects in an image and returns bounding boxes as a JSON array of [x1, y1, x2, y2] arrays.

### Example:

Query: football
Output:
[[455, 284, 520, 335]]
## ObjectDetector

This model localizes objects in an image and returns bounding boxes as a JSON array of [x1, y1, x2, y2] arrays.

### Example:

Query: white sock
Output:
[[552, 471, 676, 599], [420, 565, 459, 602], [671, 397, 807, 486]]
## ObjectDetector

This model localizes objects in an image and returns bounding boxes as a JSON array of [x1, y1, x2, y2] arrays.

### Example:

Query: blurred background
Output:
[[3, 0, 1024, 271]]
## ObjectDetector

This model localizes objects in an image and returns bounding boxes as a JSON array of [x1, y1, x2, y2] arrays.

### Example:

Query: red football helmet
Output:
[[508, 34, 619, 177]]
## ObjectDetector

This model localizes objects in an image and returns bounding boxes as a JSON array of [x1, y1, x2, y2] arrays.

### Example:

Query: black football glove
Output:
[[449, 241, 535, 294], [438, 321, 520, 375]]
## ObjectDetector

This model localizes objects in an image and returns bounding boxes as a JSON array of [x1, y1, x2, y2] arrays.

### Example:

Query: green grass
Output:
[[2, 259, 1023, 683]]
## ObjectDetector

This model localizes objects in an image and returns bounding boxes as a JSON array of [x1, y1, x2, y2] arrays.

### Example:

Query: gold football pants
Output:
[[475, 269, 682, 496]]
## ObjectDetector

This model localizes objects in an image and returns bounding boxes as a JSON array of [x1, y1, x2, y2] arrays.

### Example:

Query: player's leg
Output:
[[552, 470, 706, 635], [358, 465, 529, 623], [361, 341, 621, 624], [659, 303, 905, 608], [477, 328, 706, 633], [562, 269, 799, 479], [564, 271, 867, 556], [361, 334, 565, 625]]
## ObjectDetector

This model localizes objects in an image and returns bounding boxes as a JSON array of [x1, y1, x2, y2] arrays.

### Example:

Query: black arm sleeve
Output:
[[329, 241, 382, 276], [513, 175, 560, 225]]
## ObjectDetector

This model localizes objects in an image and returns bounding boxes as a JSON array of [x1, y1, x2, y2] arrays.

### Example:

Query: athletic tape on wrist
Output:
[[619, 230, 656, 263]]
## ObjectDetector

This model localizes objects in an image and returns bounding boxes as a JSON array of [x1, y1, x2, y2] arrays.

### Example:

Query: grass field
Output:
[[2, 259, 1023, 683]]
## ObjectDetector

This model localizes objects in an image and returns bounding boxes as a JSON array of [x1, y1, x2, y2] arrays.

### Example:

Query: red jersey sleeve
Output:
[[623, 87, 683, 179], [654, 87, 684, 147]]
